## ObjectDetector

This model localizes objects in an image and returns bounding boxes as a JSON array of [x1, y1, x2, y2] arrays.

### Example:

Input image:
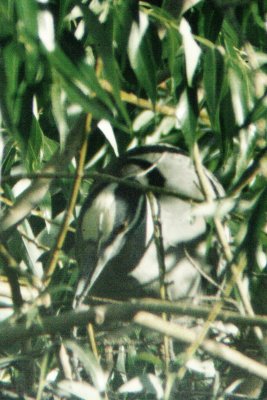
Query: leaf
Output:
[[175, 88, 197, 149], [128, 12, 157, 102], [114, 0, 138, 60], [25, 115, 44, 171], [97, 119, 119, 156], [15, 4, 44, 82], [48, 49, 114, 122], [165, 25, 182, 83], [37, 8, 55, 52], [150, 116, 177, 141], [118, 373, 163, 399], [228, 67, 249, 127], [20, 219, 44, 279], [57, 380, 102, 400], [200, 2, 224, 42], [42, 135, 59, 162], [204, 47, 225, 130], [219, 89, 236, 156], [64, 341, 107, 392], [162, 0, 202, 17], [1, 42, 22, 134], [49, 47, 114, 113], [15, 0, 38, 38], [83, 5, 130, 125], [180, 18, 202, 87], [51, 82, 69, 149], [133, 110, 155, 132], [0, 0, 14, 40]]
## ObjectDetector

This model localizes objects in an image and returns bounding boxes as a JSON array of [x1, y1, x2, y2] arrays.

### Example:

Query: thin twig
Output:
[[184, 247, 224, 290], [1, 171, 203, 203], [44, 114, 91, 285], [147, 192, 170, 369]]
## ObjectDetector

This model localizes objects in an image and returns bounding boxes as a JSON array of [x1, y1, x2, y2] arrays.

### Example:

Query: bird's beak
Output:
[[73, 258, 106, 308], [87, 255, 108, 293], [88, 231, 127, 292], [74, 230, 127, 307]]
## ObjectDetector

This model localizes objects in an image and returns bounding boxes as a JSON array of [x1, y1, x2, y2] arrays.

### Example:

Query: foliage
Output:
[[0, 0, 266, 399]]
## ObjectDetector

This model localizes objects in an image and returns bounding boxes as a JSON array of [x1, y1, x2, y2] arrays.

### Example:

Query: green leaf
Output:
[[25, 115, 44, 172], [49, 47, 114, 113], [51, 68, 125, 132], [128, 12, 157, 102], [15, 0, 40, 84], [0, 0, 14, 40], [21, 219, 44, 279], [15, 0, 38, 38], [204, 47, 224, 131], [83, 5, 130, 125], [248, 96, 267, 124], [114, 0, 138, 60], [176, 87, 197, 149], [42, 135, 59, 161], [1, 42, 22, 129], [218, 89, 236, 157], [51, 80, 69, 149], [161, 18, 184, 92], [228, 67, 250, 127], [180, 18, 201, 87], [1, 43, 37, 152], [57, 74, 113, 122], [133, 110, 155, 132], [200, 2, 223, 42]]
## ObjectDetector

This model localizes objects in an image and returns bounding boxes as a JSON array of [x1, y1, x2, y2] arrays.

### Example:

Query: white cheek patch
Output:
[[81, 184, 117, 242]]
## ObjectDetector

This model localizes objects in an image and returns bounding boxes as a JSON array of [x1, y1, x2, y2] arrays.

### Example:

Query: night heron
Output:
[[74, 145, 224, 307]]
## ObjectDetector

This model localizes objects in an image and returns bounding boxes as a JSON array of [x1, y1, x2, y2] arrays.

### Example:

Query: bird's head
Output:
[[74, 182, 145, 305]]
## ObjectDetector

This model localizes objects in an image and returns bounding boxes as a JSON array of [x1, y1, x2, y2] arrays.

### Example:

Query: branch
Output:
[[1, 171, 203, 203], [134, 312, 267, 381], [2, 299, 267, 347]]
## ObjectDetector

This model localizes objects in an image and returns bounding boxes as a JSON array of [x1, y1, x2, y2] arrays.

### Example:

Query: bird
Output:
[[73, 144, 225, 308]]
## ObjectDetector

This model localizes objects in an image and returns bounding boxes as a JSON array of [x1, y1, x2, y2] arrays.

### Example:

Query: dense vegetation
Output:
[[0, 0, 266, 398]]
